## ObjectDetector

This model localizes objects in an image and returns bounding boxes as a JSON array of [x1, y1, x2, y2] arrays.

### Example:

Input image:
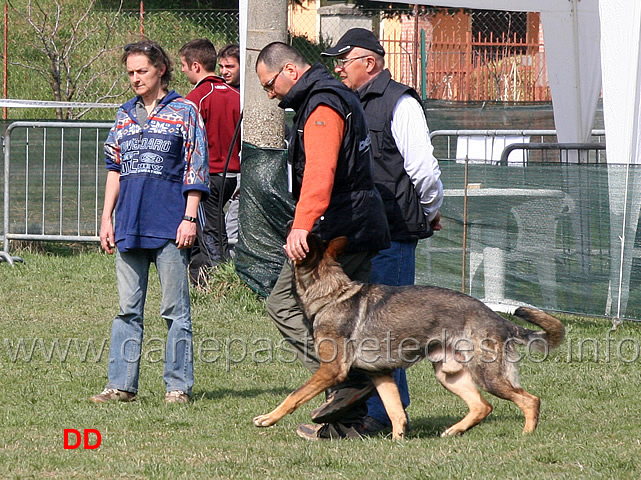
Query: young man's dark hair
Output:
[[218, 43, 239, 62], [218, 43, 241, 88], [179, 38, 218, 73]]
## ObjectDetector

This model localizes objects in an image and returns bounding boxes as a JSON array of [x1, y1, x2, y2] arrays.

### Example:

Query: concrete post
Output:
[[243, 0, 288, 148]]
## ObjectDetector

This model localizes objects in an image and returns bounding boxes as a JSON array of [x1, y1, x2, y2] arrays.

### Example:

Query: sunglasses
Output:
[[263, 66, 284, 92], [124, 43, 159, 54]]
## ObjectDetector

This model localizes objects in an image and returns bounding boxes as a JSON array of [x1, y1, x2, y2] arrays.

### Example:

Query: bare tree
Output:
[[8, 0, 126, 119]]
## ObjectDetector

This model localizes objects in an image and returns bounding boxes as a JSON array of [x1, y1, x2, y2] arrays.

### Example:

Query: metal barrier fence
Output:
[[6, 122, 641, 323], [499, 143, 607, 165], [430, 129, 607, 164], [2, 121, 112, 260]]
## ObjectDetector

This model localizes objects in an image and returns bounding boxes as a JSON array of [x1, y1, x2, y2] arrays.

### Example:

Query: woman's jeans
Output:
[[106, 241, 193, 395]]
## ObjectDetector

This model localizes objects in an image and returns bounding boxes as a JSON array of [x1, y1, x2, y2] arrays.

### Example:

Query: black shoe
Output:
[[310, 383, 375, 423], [296, 416, 396, 441], [296, 422, 364, 440], [357, 416, 391, 436], [357, 414, 412, 437]]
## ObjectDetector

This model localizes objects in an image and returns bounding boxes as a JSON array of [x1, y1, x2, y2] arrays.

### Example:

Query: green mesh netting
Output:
[[416, 161, 641, 321], [234, 142, 295, 297], [233, 146, 641, 320]]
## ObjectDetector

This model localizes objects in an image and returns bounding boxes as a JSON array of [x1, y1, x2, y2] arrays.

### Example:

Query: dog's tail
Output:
[[513, 306, 565, 350]]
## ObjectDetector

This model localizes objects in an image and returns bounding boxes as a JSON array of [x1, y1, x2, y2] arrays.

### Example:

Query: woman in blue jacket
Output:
[[90, 41, 209, 405]]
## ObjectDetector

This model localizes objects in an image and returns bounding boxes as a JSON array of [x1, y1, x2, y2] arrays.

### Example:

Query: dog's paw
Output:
[[253, 414, 276, 427], [440, 427, 464, 437]]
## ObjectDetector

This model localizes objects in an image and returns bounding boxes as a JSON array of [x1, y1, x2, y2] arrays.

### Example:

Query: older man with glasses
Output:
[[321, 27, 444, 436], [255, 42, 391, 440]]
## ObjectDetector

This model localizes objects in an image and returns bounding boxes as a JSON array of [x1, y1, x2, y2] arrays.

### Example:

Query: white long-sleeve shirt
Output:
[[390, 93, 444, 222]]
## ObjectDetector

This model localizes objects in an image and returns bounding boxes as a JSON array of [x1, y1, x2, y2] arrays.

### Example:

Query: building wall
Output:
[[288, 0, 319, 41]]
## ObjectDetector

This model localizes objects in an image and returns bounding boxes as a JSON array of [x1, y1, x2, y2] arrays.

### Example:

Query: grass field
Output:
[[1, 246, 641, 479]]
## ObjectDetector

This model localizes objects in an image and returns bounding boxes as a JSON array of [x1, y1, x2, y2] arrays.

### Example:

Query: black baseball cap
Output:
[[322, 28, 385, 57]]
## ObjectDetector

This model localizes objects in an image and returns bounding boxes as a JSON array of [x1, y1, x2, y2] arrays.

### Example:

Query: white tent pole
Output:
[[571, 0, 583, 139], [239, 0, 248, 111], [616, 161, 631, 320], [600, 0, 641, 320]]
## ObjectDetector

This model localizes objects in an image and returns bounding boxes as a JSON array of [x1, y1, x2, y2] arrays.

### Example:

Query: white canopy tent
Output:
[[378, 0, 609, 147]]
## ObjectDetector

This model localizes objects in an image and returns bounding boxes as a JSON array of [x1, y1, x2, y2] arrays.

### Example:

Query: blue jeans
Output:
[[106, 241, 193, 395], [366, 240, 417, 426]]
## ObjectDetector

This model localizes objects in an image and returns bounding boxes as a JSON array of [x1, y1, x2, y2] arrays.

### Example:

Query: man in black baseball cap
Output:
[[321, 27, 385, 57], [307, 28, 443, 440]]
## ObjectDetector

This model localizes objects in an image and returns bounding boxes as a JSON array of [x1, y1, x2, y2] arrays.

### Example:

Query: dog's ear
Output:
[[325, 236, 348, 260], [305, 232, 323, 252]]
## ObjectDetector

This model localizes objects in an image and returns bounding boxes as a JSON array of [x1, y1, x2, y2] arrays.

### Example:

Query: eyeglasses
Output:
[[334, 55, 369, 69], [262, 67, 284, 92]]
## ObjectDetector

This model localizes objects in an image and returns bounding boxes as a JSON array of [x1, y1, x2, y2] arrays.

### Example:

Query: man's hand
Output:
[[284, 228, 309, 261], [430, 212, 442, 232]]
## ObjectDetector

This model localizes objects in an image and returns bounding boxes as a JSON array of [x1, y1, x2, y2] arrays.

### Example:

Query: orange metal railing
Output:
[[382, 30, 549, 102]]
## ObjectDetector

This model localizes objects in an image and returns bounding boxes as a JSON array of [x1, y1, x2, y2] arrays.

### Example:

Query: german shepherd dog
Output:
[[253, 235, 564, 439]]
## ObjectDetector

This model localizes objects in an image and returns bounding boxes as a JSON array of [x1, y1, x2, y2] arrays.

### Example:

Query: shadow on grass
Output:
[[194, 386, 293, 401], [12, 240, 99, 257], [407, 412, 536, 438], [404, 416, 459, 438], [406, 414, 505, 438]]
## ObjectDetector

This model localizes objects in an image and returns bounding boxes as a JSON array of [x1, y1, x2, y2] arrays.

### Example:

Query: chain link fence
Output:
[[2, 6, 549, 121], [3, 8, 240, 121], [289, 5, 550, 102]]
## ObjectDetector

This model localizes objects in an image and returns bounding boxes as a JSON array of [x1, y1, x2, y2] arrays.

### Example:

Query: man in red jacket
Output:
[[180, 39, 241, 286], [218, 43, 241, 90]]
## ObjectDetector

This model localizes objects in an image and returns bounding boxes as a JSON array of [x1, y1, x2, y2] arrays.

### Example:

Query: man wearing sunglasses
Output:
[[321, 28, 444, 437], [255, 42, 391, 440]]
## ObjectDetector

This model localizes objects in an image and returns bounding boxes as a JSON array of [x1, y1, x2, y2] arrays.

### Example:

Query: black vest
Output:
[[279, 63, 390, 254], [359, 69, 432, 241]]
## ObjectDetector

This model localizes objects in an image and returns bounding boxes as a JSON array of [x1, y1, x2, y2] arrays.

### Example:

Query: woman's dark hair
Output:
[[122, 40, 173, 88]]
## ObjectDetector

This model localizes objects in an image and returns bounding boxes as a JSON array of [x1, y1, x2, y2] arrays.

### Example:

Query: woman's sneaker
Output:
[[165, 391, 190, 404], [89, 388, 136, 403]]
